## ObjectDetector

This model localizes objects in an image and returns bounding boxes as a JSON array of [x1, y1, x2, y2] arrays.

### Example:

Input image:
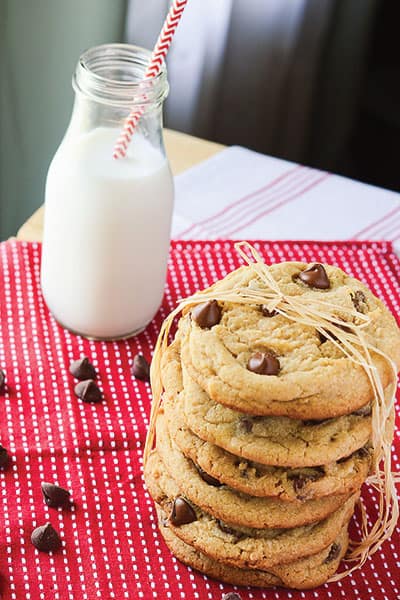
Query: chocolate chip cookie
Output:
[[144, 450, 357, 570], [179, 263, 400, 418], [158, 515, 348, 589], [181, 363, 373, 468], [156, 411, 354, 527], [163, 394, 371, 501]]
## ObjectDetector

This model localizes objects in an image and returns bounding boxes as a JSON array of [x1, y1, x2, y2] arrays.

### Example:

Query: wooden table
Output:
[[17, 129, 224, 243]]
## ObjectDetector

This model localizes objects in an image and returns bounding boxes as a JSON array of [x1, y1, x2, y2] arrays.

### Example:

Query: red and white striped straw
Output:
[[113, 0, 188, 159]]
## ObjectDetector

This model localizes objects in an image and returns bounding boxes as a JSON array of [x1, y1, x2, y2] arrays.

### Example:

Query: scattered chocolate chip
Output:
[[238, 417, 253, 434], [0, 369, 5, 392], [31, 523, 62, 552], [222, 593, 243, 600], [351, 290, 368, 314], [247, 351, 280, 375], [170, 497, 197, 526], [260, 305, 277, 317], [191, 300, 222, 329], [74, 380, 102, 403], [0, 445, 9, 469], [194, 463, 222, 487], [41, 482, 71, 508], [324, 542, 341, 563], [131, 354, 150, 382], [298, 264, 330, 289], [69, 357, 97, 380], [353, 403, 372, 417]]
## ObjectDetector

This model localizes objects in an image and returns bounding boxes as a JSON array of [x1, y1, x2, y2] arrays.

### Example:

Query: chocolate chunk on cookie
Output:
[[191, 300, 222, 329], [298, 264, 330, 289], [170, 497, 197, 526], [247, 352, 280, 375]]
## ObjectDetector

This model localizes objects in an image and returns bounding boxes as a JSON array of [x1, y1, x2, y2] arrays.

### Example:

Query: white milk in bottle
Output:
[[41, 44, 174, 339]]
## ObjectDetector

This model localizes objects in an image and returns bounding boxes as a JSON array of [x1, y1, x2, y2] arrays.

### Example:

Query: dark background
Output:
[[340, 0, 399, 191]]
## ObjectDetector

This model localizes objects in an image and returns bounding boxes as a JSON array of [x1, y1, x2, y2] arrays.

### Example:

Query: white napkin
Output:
[[172, 146, 400, 252]]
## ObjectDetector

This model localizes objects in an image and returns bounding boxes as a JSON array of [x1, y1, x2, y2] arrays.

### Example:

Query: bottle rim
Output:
[[73, 43, 169, 108]]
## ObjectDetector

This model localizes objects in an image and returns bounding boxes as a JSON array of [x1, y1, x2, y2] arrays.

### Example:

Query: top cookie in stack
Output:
[[179, 262, 400, 418], [144, 259, 400, 590]]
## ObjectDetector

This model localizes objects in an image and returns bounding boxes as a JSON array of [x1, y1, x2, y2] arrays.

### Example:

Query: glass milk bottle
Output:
[[41, 44, 174, 339]]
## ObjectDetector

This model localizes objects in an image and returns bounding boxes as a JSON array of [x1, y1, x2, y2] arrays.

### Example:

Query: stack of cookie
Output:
[[144, 261, 400, 589]]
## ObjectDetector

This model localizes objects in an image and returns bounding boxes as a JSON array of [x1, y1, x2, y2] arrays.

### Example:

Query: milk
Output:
[[41, 127, 174, 339]]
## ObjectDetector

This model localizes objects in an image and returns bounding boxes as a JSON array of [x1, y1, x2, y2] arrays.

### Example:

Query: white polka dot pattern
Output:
[[0, 239, 398, 600]]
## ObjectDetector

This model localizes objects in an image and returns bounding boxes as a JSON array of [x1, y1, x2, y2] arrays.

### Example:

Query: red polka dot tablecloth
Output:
[[0, 239, 399, 600]]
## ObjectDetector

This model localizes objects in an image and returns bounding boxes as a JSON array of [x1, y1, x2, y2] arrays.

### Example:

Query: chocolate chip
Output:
[[318, 330, 328, 344], [247, 351, 280, 375], [217, 520, 239, 536], [194, 463, 222, 487], [0, 445, 9, 469], [191, 300, 222, 328], [238, 417, 253, 434], [31, 523, 62, 552], [41, 482, 71, 508], [336, 454, 350, 464], [0, 369, 5, 392], [222, 593, 243, 600], [291, 475, 314, 493], [302, 419, 329, 426], [131, 354, 150, 382], [356, 446, 371, 459], [74, 380, 102, 403], [217, 520, 244, 541], [353, 403, 372, 417], [260, 305, 277, 317], [324, 542, 341, 563], [318, 321, 352, 344], [254, 466, 266, 479], [170, 497, 197, 526], [289, 471, 323, 497], [69, 357, 97, 380], [298, 264, 330, 289], [351, 290, 368, 314]]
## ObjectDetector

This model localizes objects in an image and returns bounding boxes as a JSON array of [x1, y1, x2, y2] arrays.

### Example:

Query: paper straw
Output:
[[113, 0, 188, 159]]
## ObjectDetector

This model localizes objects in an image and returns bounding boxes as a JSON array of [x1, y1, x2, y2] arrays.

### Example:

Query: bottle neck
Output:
[[73, 43, 168, 109], [65, 44, 169, 147]]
